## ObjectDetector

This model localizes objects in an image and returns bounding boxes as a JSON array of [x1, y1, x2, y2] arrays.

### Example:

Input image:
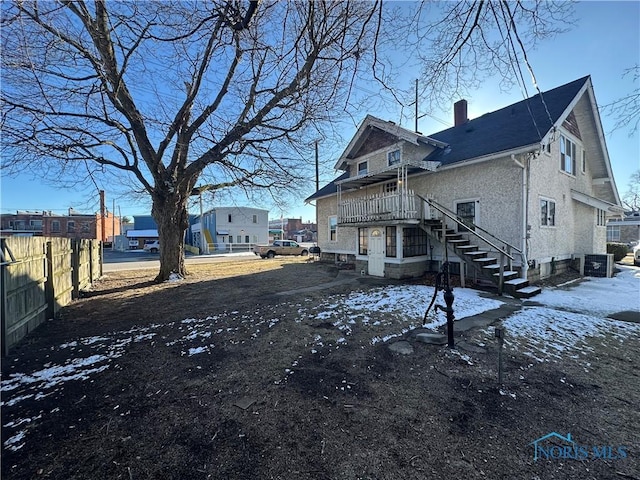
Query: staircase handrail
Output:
[[417, 194, 519, 262]]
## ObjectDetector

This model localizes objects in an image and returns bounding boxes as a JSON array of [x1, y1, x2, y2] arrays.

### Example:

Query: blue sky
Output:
[[1, 1, 638, 223]]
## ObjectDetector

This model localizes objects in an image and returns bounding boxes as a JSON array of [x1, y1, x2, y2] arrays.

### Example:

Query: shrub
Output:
[[606, 243, 628, 262]]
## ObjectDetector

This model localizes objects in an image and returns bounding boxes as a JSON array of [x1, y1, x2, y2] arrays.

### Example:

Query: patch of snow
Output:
[[166, 272, 183, 283]]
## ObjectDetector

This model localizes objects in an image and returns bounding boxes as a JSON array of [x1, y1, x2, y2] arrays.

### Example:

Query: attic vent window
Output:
[[388, 149, 401, 166]]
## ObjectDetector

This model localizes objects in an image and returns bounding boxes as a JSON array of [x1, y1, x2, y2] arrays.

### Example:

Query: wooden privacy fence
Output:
[[1, 237, 102, 356]]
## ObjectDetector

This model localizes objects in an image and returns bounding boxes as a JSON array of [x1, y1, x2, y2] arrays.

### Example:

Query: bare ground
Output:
[[2, 257, 638, 479]]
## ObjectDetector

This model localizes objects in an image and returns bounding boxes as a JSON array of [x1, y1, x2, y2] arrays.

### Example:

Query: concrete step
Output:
[[514, 285, 542, 298], [504, 277, 529, 296], [456, 245, 479, 252]]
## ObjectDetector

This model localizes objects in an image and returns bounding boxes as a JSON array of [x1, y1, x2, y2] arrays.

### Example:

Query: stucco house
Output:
[[306, 76, 623, 296]]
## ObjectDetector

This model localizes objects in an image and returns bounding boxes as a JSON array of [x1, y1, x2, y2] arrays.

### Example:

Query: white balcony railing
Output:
[[338, 189, 419, 224]]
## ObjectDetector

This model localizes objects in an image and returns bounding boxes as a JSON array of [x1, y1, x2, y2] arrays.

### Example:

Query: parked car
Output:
[[143, 240, 160, 253], [252, 240, 308, 259], [634, 245, 640, 267]]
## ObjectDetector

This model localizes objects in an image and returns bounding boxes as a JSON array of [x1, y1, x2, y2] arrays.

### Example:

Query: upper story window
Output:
[[51, 220, 60, 233], [357, 161, 368, 176], [252, 214, 257, 223], [67, 221, 76, 233], [581, 150, 586, 174], [560, 135, 577, 175], [388, 149, 401, 166], [596, 209, 606, 227], [228, 214, 232, 223]]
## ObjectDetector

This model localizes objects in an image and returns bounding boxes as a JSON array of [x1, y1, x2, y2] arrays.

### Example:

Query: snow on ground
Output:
[[493, 266, 640, 364], [302, 285, 503, 345], [3, 267, 639, 452], [530, 265, 640, 318]]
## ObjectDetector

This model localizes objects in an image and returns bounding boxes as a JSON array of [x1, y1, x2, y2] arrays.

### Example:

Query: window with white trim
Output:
[[540, 199, 556, 226], [560, 135, 576, 175], [329, 215, 337, 241], [357, 161, 368, 175], [386, 226, 397, 258], [596, 209, 606, 227], [606, 225, 620, 242], [358, 228, 368, 255], [387, 149, 401, 166], [384, 181, 397, 194], [581, 150, 586, 174]]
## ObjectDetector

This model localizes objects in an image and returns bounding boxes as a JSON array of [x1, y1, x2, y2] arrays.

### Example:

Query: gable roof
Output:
[[306, 76, 620, 205], [335, 115, 447, 171], [427, 76, 590, 165]]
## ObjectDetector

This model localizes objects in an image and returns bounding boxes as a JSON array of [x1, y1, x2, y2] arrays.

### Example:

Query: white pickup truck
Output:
[[253, 240, 309, 259]]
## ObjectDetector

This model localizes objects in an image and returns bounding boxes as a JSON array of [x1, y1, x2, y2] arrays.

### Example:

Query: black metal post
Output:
[[444, 284, 455, 348], [434, 261, 455, 348]]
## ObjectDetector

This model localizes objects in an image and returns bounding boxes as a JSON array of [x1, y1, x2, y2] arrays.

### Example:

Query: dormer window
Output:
[[388, 149, 401, 166], [357, 161, 368, 175]]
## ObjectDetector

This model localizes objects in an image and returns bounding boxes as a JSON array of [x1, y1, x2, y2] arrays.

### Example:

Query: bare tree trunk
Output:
[[151, 194, 190, 282]]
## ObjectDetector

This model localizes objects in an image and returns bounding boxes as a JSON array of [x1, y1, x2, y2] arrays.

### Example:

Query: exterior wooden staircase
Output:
[[417, 196, 541, 298]]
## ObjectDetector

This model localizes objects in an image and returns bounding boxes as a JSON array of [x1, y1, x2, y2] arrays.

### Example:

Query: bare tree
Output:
[[621, 170, 640, 212], [1, 1, 379, 280], [1, 1, 572, 281], [601, 66, 640, 137], [371, 1, 573, 114]]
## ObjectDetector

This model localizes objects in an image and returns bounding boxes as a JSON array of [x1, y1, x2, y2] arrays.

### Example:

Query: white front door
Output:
[[368, 228, 385, 277]]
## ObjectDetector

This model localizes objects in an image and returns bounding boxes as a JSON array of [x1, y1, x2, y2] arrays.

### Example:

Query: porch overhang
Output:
[[570, 189, 624, 213], [336, 161, 440, 190]]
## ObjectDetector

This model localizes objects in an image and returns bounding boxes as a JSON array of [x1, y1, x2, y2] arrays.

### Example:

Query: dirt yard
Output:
[[2, 257, 639, 479]]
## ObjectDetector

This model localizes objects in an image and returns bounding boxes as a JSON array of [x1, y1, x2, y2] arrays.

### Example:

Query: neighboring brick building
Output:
[[266, 218, 317, 242], [41, 209, 120, 241], [0, 211, 45, 237]]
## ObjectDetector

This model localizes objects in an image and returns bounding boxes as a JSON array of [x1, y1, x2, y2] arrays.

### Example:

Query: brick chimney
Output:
[[454, 99, 468, 126]]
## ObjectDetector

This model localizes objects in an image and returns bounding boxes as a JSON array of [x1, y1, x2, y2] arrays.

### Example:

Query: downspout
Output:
[[512, 153, 529, 280]]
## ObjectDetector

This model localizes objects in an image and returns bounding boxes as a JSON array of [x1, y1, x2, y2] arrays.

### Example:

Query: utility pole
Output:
[[315, 139, 320, 245], [111, 199, 115, 250], [415, 79, 418, 133], [99, 190, 106, 242], [315, 140, 319, 193], [99, 190, 105, 274]]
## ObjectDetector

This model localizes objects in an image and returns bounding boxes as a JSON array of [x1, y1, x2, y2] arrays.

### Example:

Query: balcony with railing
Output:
[[338, 189, 420, 225]]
